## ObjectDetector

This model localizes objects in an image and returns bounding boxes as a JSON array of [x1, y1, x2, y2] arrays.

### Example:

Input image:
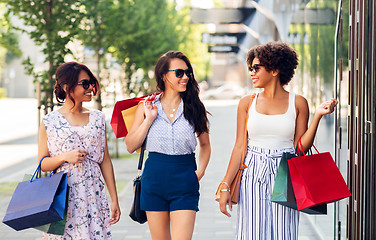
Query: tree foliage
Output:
[[78, 0, 116, 109], [290, 0, 343, 107], [3, 0, 211, 102], [0, 3, 21, 87], [4, 0, 84, 113], [0, 4, 21, 59], [293, 0, 338, 84], [110, 0, 184, 95], [177, 1, 211, 82]]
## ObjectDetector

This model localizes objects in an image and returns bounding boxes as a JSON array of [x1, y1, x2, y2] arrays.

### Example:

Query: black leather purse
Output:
[[129, 143, 147, 224]]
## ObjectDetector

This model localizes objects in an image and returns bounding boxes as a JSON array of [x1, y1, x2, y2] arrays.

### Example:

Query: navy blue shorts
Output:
[[140, 152, 200, 212]]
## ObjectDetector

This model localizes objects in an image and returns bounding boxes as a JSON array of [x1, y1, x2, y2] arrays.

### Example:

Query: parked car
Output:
[[202, 84, 246, 100]]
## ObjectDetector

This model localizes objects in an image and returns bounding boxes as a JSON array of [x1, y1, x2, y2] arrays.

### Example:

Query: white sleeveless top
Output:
[[247, 92, 296, 150]]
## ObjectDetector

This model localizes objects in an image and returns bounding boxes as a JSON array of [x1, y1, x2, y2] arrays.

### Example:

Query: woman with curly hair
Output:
[[125, 51, 211, 239], [217, 42, 337, 239]]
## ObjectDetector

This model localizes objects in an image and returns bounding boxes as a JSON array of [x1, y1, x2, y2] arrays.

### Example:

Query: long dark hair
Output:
[[54, 62, 99, 106], [154, 51, 209, 135]]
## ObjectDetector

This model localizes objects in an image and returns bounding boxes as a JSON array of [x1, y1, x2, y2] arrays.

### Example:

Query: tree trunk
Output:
[[95, 40, 103, 110]]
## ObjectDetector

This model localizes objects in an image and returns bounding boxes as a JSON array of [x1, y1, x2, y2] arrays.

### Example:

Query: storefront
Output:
[[334, 0, 376, 239]]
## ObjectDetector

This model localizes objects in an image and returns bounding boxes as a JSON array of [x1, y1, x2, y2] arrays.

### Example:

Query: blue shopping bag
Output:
[[2, 159, 68, 231], [19, 174, 69, 235]]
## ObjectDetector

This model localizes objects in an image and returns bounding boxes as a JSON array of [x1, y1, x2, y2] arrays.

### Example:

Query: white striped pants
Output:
[[236, 146, 299, 240]]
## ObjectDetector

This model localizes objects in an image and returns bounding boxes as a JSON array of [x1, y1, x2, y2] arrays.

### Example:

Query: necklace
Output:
[[169, 108, 176, 118], [161, 98, 180, 118]]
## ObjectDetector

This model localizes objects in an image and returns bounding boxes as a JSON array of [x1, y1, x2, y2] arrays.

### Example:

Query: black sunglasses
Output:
[[168, 68, 193, 78], [248, 64, 264, 73], [77, 79, 96, 90]]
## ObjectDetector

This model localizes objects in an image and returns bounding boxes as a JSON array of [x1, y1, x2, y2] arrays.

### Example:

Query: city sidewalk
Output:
[[0, 98, 329, 239]]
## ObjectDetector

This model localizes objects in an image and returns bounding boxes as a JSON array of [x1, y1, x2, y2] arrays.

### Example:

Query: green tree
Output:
[[79, 0, 116, 110], [0, 3, 21, 87], [4, 0, 83, 113], [111, 0, 184, 95], [290, 0, 340, 106], [177, 1, 211, 82]]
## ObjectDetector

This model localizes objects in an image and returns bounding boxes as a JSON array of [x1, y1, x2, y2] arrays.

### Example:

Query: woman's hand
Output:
[[195, 169, 205, 181], [219, 190, 233, 217], [316, 98, 338, 117], [109, 200, 121, 224], [144, 100, 158, 122], [60, 149, 89, 164]]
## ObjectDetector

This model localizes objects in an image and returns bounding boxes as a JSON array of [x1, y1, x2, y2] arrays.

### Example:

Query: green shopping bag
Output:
[[271, 152, 327, 215]]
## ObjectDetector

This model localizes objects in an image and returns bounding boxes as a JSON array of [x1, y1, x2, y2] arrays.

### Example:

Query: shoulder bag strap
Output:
[[239, 93, 256, 170], [137, 141, 146, 176]]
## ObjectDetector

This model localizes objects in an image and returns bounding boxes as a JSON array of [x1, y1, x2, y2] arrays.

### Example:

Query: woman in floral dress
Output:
[[38, 62, 120, 239]]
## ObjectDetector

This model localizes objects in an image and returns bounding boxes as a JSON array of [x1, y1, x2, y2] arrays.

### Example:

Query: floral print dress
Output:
[[42, 110, 111, 240]]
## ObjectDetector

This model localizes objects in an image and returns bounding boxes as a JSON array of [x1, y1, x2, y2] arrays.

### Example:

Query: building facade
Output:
[[334, 0, 376, 239]]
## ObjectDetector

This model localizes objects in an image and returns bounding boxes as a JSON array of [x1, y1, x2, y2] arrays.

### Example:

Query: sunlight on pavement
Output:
[[0, 144, 37, 171], [0, 99, 38, 144]]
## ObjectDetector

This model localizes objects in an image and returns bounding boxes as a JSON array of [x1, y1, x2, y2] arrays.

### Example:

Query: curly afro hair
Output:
[[246, 41, 298, 86]]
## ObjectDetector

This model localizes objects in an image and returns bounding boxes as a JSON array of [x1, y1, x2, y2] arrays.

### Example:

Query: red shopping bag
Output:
[[110, 93, 159, 138], [288, 141, 351, 210]]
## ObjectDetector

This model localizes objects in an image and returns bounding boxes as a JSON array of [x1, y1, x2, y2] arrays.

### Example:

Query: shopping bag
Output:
[[20, 174, 69, 235], [110, 92, 159, 138], [2, 160, 68, 231], [34, 216, 66, 235], [288, 142, 351, 210], [33, 193, 67, 235], [271, 152, 327, 214]]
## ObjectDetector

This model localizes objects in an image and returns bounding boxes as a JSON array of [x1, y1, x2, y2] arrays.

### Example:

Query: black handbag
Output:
[[129, 143, 147, 224]]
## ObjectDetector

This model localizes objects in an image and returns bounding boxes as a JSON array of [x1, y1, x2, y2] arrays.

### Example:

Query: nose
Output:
[[88, 83, 95, 91], [182, 72, 190, 79]]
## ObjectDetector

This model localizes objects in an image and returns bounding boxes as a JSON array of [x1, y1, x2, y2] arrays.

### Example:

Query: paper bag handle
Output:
[[297, 138, 320, 156], [31, 156, 59, 182]]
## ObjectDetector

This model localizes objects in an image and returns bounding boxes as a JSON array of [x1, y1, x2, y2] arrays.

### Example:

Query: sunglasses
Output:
[[77, 79, 96, 90], [248, 64, 264, 73], [168, 68, 193, 78]]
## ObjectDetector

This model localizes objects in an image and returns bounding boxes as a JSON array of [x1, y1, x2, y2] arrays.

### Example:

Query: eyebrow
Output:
[[78, 79, 90, 82]]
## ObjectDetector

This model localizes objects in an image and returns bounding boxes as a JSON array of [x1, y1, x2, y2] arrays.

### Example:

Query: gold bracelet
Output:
[[220, 181, 230, 190], [220, 188, 230, 192]]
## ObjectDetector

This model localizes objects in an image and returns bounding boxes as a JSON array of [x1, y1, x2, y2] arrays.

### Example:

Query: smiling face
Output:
[[164, 58, 190, 93], [249, 57, 275, 88], [71, 70, 94, 102]]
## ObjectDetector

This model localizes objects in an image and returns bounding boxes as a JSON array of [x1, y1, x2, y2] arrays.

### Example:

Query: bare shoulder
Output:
[[294, 94, 309, 113], [238, 94, 255, 112]]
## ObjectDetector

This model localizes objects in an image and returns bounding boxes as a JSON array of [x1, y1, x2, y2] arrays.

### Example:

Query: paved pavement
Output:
[[0, 98, 336, 239]]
